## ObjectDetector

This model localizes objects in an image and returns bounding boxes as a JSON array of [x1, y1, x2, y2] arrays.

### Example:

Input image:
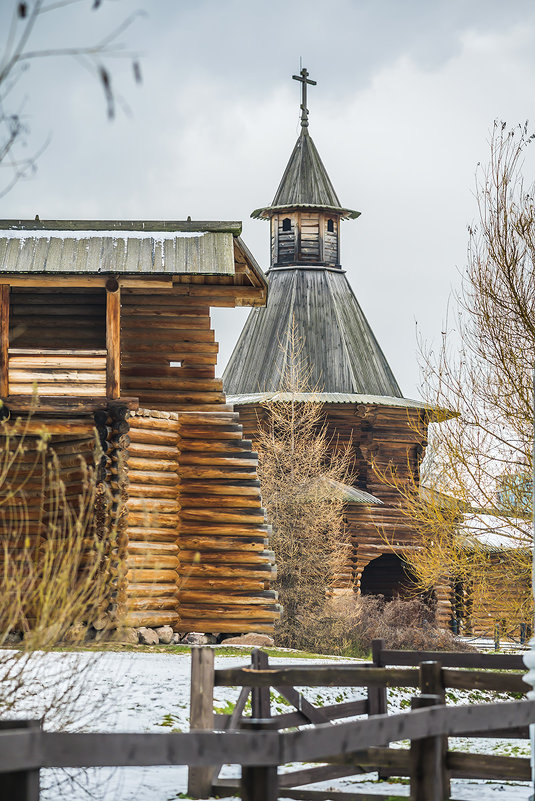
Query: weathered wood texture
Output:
[[122, 408, 280, 631], [0, 285, 9, 397], [120, 290, 227, 412], [8, 351, 107, 397], [177, 410, 280, 633], [236, 401, 451, 625]]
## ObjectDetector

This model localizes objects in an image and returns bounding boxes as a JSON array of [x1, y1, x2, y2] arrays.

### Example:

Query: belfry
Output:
[[224, 69, 452, 625]]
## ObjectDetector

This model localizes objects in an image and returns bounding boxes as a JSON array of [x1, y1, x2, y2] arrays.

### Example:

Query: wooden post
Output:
[[0, 719, 40, 801], [368, 639, 387, 715], [410, 694, 444, 801], [419, 661, 450, 797], [0, 285, 9, 398], [251, 649, 271, 719], [106, 283, 120, 400], [187, 647, 215, 798], [241, 719, 278, 801], [369, 638, 388, 779]]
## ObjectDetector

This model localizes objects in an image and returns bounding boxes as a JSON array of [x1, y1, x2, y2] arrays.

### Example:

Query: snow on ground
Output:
[[3, 648, 532, 800]]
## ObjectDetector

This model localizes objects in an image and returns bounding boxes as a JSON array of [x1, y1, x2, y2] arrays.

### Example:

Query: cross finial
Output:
[[292, 66, 316, 129]]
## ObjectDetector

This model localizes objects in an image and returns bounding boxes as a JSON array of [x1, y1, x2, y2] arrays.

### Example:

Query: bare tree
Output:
[[254, 334, 354, 648], [0, 0, 142, 197], [379, 122, 535, 633]]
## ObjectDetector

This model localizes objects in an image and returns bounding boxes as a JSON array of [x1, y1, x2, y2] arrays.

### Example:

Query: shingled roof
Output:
[[251, 128, 359, 220], [223, 266, 402, 397]]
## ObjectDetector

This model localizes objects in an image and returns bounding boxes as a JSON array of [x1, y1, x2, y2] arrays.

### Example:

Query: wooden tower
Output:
[[224, 70, 452, 626]]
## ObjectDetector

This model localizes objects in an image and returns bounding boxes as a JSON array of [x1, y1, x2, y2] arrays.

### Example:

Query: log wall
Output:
[[121, 408, 280, 632], [120, 290, 227, 412], [235, 401, 453, 628]]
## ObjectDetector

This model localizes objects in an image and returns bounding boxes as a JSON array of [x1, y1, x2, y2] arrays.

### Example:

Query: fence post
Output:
[[251, 649, 271, 719], [0, 719, 41, 801], [241, 719, 278, 801], [494, 621, 500, 651], [187, 647, 215, 799], [410, 694, 444, 801], [419, 660, 450, 797]]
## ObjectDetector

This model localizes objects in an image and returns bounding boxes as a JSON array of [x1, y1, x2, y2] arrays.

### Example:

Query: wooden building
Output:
[[223, 70, 452, 626], [0, 219, 281, 634]]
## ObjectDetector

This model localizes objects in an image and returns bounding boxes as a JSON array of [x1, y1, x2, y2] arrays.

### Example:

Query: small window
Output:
[[327, 219, 334, 233], [282, 218, 292, 232]]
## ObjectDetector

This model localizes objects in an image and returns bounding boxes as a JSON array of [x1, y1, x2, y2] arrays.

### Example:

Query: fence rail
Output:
[[1, 641, 532, 801]]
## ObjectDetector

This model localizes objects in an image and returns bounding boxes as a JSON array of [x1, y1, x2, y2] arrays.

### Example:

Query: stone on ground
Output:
[[138, 627, 159, 645], [155, 625, 174, 644], [222, 633, 275, 646]]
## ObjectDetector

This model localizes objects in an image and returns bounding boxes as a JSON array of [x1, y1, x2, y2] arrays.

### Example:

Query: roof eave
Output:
[[251, 204, 361, 221]]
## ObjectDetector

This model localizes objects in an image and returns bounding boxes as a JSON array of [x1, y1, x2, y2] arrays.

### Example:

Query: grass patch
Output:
[[24, 642, 350, 660]]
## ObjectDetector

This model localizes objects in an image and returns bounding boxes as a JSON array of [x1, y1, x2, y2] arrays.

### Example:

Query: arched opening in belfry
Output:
[[282, 217, 292, 231], [327, 218, 334, 232], [360, 553, 415, 601]]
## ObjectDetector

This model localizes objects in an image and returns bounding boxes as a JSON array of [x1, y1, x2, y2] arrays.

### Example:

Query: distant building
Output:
[[224, 69, 452, 626]]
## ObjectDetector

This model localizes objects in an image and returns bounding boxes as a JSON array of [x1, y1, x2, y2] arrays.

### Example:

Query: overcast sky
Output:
[[2, 0, 535, 398]]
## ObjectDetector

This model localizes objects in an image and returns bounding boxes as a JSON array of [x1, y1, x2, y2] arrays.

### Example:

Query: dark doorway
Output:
[[360, 554, 414, 601]]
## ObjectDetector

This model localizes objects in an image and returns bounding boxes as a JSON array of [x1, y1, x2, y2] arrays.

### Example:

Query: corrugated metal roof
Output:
[[251, 129, 359, 220], [223, 267, 404, 397], [458, 513, 532, 552], [327, 479, 384, 505], [228, 391, 431, 411], [0, 221, 238, 275]]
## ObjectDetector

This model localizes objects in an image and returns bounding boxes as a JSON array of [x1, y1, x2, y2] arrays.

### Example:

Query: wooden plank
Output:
[[0, 285, 9, 397], [214, 666, 419, 689], [380, 647, 525, 671], [442, 668, 527, 694], [447, 750, 530, 780], [106, 287, 121, 399]]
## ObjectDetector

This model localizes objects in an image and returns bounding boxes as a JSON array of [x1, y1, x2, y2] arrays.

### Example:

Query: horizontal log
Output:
[[128, 429, 179, 446], [181, 510, 266, 525], [180, 577, 266, 591], [443, 668, 527, 694], [127, 542, 178, 555], [9, 384, 107, 397], [127, 442, 179, 459], [128, 416, 180, 432], [179, 455, 258, 467], [179, 592, 277, 606], [179, 550, 272, 565], [179, 537, 265, 552], [447, 751, 530, 780], [180, 439, 252, 453], [126, 583, 179, 597], [126, 469, 178, 486], [126, 568, 178, 583], [179, 467, 258, 480], [183, 565, 274, 579], [127, 457, 177, 472], [126, 555, 179, 569], [126, 498, 180, 514], [126, 513, 178, 529], [123, 611, 179, 627], [128, 484, 177, 500], [179, 523, 270, 536], [177, 620, 275, 633], [179, 481, 261, 494], [126, 597, 177, 612], [178, 605, 281, 621], [126, 526, 178, 542]]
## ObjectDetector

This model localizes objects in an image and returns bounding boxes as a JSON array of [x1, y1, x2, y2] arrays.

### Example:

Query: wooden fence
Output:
[[188, 639, 532, 801], [0, 642, 533, 801]]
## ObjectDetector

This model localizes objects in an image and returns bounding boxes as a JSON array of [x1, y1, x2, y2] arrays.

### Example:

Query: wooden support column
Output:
[[241, 719, 278, 801], [0, 285, 9, 398], [106, 280, 120, 400]]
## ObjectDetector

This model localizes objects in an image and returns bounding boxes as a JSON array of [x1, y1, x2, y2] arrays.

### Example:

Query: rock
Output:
[[183, 632, 209, 645], [155, 625, 174, 645], [221, 633, 275, 647], [4, 631, 22, 645], [110, 627, 139, 645], [137, 627, 159, 645], [63, 624, 87, 644], [172, 633, 181, 645], [92, 613, 110, 632]]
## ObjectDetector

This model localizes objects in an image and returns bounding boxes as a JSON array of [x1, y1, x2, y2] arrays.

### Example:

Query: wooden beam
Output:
[[0, 285, 8, 398], [106, 286, 121, 399]]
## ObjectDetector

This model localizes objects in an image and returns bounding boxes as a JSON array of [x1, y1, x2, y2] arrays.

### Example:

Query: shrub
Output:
[[287, 594, 473, 656]]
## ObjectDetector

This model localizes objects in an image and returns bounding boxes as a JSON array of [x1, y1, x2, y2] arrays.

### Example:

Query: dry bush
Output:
[[0, 411, 120, 727], [294, 594, 473, 656]]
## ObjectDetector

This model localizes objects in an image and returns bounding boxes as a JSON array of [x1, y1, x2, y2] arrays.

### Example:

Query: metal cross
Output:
[[292, 67, 317, 129]]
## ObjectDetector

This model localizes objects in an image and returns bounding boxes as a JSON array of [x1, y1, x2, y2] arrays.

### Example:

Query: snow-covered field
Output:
[[4, 648, 532, 800]]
